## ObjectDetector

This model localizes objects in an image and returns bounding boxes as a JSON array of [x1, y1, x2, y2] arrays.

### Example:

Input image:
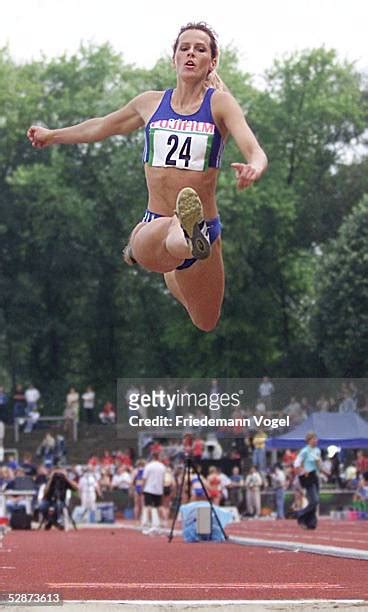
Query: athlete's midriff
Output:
[[144, 164, 219, 218]]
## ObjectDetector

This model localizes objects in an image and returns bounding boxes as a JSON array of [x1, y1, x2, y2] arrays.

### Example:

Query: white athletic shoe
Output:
[[175, 187, 210, 260]]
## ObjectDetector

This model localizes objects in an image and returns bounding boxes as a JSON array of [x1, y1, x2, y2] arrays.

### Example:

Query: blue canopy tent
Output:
[[266, 412, 368, 449]]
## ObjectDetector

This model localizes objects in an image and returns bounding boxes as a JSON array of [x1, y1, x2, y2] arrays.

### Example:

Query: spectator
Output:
[[82, 385, 95, 424], [78, 467, 101, 522], [111, 465, 132, 515], [0, 419, 4, 462], [258, 376, 274, 410], [300, 397, 314, 417], [98, 468, 112, 494], [99, 401, 116, 424], [255, 398, 266, 414], [326, 445, 343, 488], [24, 384, 41, 415], [356, 450, 368, 476], [101, 450, 114, 467], [64, 386, 80, 431], [338, 388, 356, 413], [6, 453, 18, 470], [354, 471, 368, 504], [12, 384, 26, 422], [282, 448, 297, 467], [192, 435, 205, 464], [207, 465, 222, 505], [271, 463, 286, 519], [190, 465, 208, 501], [161, 461, 175, 526], [228, 465, 244, 509], [115, 449, 133, 468], [54, 435, 67, 466], [252, 430, 267, 473], [316, 395, 330, 412], [20, 452, 37, 477], [344, 463, 358, 490], [36, 432, 56, 467], [203, 434, 222, 460], [141, 451, 166, 533], [0, 465, 15, 489], [24, 402, 41, 433], [245, 465, 263, 517], [218, 469, 231, 506], [132, 459, 146, 520], [0, 386, 9, 423], [5, 467, 37, 515], [283, 396, 306, 425], [34, 465, 49, 490]]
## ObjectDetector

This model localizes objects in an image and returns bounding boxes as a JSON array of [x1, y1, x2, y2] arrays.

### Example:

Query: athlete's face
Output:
[[174, 30, 216, 81]]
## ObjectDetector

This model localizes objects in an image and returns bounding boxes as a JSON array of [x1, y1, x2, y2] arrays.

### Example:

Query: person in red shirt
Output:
[[356, 450, 368, 476], [207, 465, 222, 505], [283, 448, 297, 466], [192, 435, 204, 465], [101, 450, 114, 467]]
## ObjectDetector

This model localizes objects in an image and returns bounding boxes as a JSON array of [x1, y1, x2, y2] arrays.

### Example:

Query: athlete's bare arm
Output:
[[27, 91, 160, 148], [212, 91, 268, 190]]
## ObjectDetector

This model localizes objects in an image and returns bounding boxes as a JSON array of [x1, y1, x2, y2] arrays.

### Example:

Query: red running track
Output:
[[0, 522, 367, 601]]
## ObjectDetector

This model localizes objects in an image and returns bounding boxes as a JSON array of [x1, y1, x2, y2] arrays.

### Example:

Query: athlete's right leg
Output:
[[124, 218, 192, 273]]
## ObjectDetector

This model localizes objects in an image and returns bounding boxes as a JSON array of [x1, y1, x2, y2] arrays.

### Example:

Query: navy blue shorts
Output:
[[141, 209, 222, 270]]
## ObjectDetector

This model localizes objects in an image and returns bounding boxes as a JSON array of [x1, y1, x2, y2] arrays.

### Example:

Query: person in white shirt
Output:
[[25, 384, 40, 414], [79, 467, 101, 521], [82, 386, 95, 424], [245, 465, 263, 517], [112, 466, 133, 517], [141, 452, 166, 533], [258, 376, 274, 410], [271, 463, 286, 519]]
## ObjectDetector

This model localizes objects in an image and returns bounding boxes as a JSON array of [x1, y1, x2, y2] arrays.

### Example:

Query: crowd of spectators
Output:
[[0, 382, 116, 430], [1, 431, 367, 528], [1, 377, 368, 528], [1, 379, 368, 436]]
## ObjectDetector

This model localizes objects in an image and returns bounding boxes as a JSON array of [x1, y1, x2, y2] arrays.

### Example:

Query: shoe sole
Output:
[[175, 187, 210, 260]]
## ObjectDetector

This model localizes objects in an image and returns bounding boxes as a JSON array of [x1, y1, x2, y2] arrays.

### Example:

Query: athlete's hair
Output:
[[173, 22, 226, 91]]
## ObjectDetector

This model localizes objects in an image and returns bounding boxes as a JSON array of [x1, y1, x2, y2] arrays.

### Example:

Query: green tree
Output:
[[313, 194, 368, 375]]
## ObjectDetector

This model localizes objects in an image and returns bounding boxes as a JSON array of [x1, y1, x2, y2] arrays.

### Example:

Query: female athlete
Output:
[[27, 22, 268, 332]]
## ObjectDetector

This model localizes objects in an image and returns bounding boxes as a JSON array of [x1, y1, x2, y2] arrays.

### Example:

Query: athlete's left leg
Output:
[[164, 238, 225, 332]]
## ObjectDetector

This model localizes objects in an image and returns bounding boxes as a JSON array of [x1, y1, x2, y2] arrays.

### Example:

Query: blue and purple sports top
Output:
[[143, 88, 225, 172]]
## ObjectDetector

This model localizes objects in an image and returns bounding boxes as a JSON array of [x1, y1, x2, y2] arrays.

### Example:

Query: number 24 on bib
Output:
[[149, 129, 212, 172]]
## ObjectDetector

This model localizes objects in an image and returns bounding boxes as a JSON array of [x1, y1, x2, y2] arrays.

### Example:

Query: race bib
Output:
[[147, 119, 215, 172]]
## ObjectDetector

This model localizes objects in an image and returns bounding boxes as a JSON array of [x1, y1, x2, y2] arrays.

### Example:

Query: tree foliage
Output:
[[313, 195, 368, 375]]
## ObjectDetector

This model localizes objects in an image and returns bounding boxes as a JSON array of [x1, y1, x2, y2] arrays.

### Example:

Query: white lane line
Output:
[[63, 600, 366, 605], [47, 582, 344, 590], [229, 530, 368, 546], [229, 535, 368, 560]]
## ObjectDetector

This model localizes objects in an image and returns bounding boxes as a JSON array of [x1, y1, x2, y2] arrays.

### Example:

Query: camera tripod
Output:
[[168, 454, 228, 543]]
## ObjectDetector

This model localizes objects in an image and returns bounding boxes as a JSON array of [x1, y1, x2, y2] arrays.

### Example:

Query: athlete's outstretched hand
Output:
[[27, 125, 54, 149], [231, 163, 261, 190]]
